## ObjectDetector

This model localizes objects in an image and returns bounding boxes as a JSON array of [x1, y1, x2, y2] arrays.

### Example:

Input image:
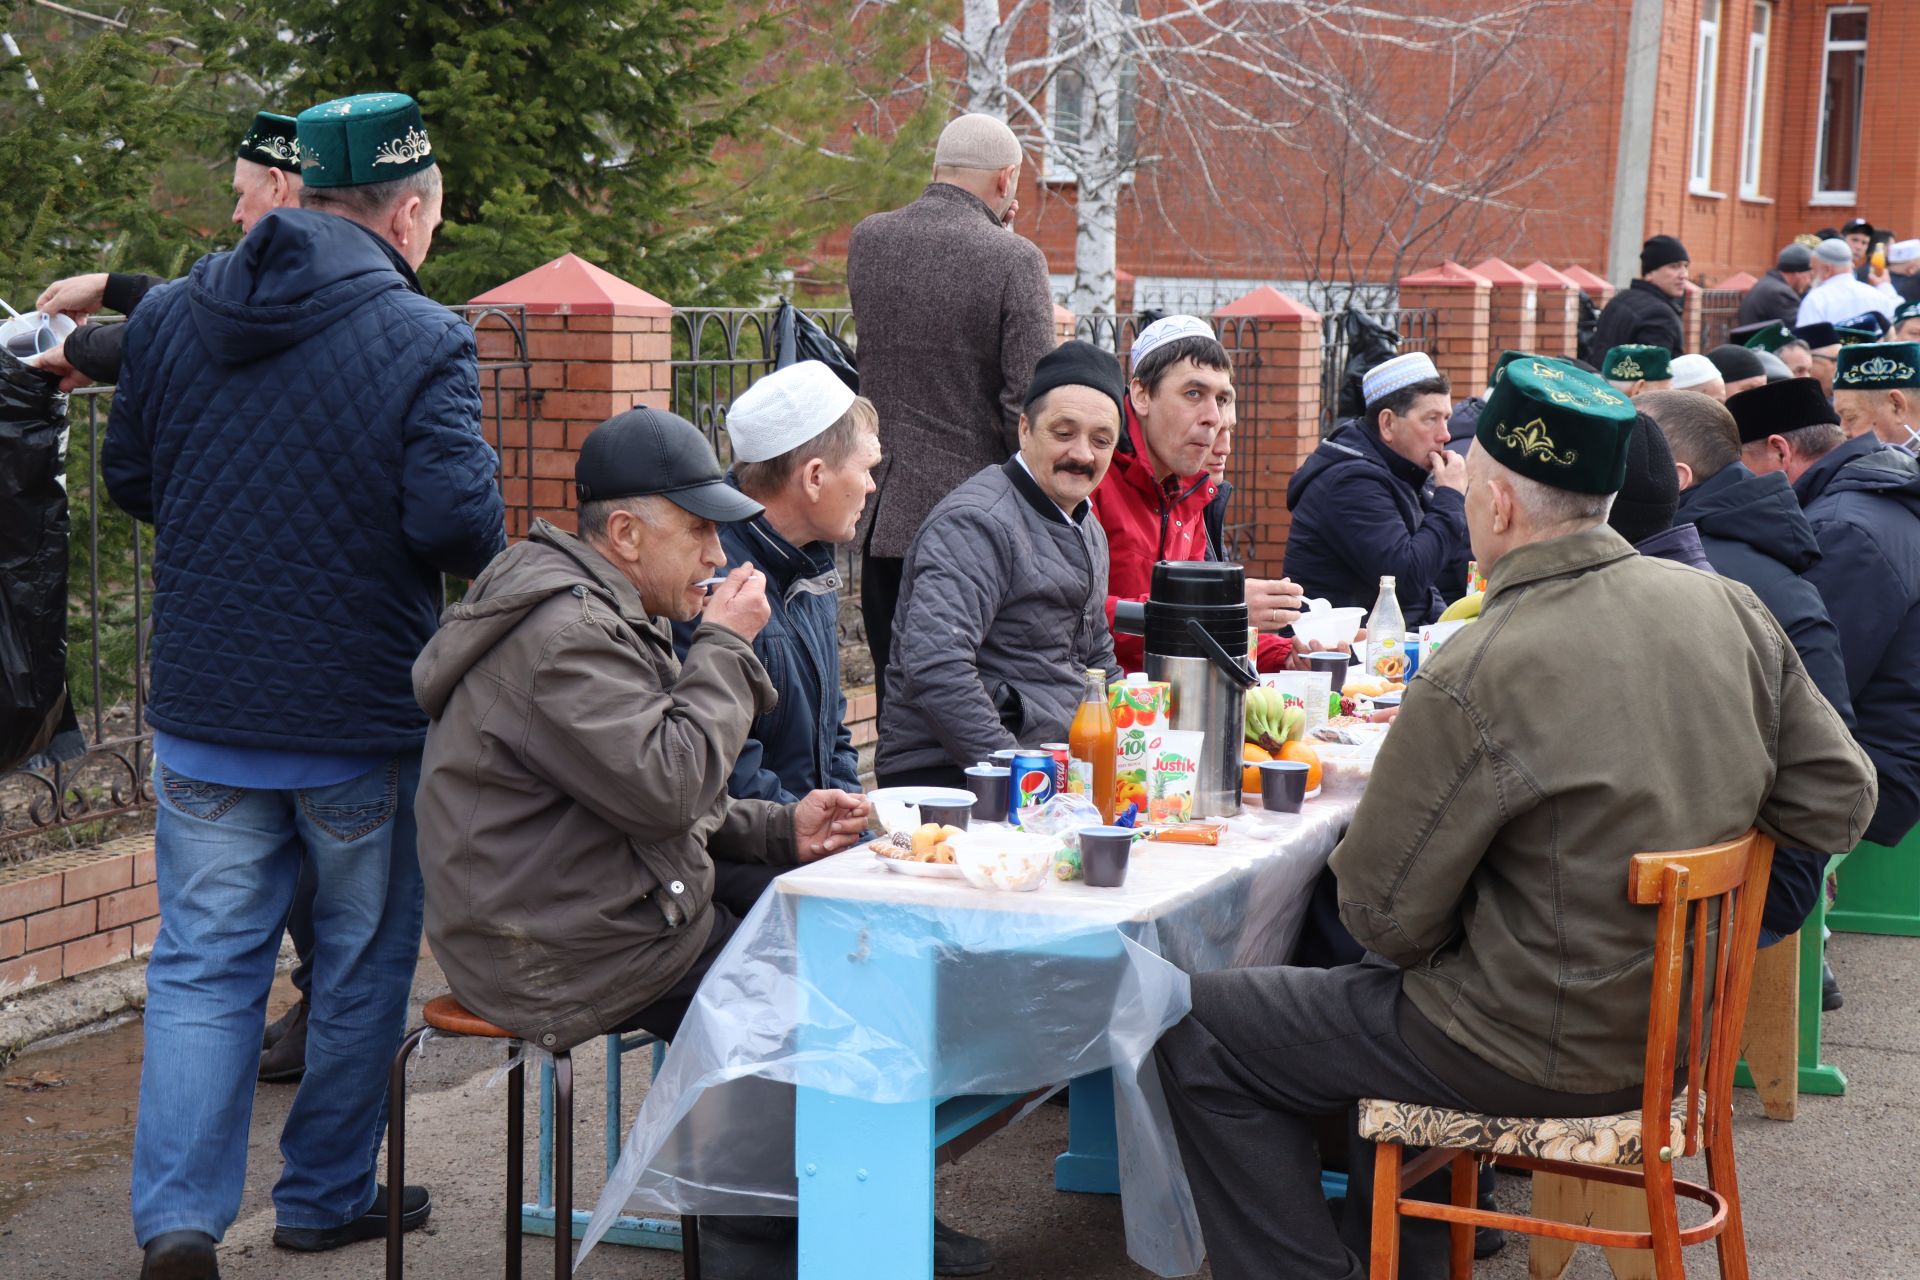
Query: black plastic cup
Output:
[[1079, 826, 1135, 888], [963, 767, 1010, 824], [1258, 760, 1310, 813], [918, 800, 972, 829], [1305, 651, 1352, 681]]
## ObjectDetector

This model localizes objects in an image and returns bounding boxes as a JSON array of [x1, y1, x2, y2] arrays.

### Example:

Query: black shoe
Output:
[[141, 1231, 219, 1280], [262, 996, 306, 1050], [272, 1184, 430, 1252], [695, 1215, 796, 1280], [258, 999, 308, 1082], [1822, 961, 1844, 1012], [1474, 1178, 1505, 1258], [935, 1217, 993, 1276]]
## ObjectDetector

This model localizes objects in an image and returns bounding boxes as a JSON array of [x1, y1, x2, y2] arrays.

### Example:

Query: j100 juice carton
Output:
[[1109, 677, 1171, 815]]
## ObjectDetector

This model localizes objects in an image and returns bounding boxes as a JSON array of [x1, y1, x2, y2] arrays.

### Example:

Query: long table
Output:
[[581, 793, 1358, 1277]]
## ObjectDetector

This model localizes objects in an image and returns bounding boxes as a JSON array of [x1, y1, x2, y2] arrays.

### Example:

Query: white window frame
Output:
[[1813, 5, 1869, 205], [1739, 2, 1772, 198], [1044, 0, 1140, 185], [1689, 0, 1723, 195]]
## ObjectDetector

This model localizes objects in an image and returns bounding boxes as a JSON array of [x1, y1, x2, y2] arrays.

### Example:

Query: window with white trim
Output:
[[1815, 6, 1868, 201], [1045, 0, 1139, 183], [1689, 0, 1722, 193], [1739, 2, 1772, 197]]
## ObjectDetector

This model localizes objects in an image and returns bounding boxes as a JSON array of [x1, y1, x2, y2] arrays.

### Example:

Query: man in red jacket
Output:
[[1095, 315, 1302, 671]]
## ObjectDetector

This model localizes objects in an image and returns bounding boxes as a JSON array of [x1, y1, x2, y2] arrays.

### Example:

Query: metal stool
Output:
[[385, 995, 701, 1279]]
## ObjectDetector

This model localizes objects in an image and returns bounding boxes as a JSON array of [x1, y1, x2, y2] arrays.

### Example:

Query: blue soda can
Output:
[[1009, 750, 1057, 823]]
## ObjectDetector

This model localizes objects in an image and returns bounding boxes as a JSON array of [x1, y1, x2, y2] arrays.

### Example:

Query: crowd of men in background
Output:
[[17, 100, 1908, 1280]]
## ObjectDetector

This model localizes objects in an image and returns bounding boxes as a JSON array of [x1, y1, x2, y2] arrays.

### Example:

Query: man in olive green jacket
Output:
[[413, 410, 868, 1057], [1156, 360, 1875, 1280]]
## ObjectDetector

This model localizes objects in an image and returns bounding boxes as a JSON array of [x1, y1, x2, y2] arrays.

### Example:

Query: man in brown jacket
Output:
[[1155, 359, 1875, 1280], [848, 112, 1059, 708]]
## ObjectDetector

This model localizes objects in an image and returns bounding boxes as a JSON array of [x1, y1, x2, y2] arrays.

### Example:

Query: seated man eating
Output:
[[1154, 358, 1876, 1280], [876, 340, 1124, 787]]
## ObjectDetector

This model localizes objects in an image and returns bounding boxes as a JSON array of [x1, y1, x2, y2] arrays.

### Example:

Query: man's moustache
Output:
[[1055, 463, 1095, 478]]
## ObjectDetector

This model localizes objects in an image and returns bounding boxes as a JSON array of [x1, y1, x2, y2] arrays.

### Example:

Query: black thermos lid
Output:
[[1149, 560, 1245, 609]]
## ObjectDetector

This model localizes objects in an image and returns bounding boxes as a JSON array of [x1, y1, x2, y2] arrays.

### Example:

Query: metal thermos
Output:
[[1113, 561, 1256, 818]]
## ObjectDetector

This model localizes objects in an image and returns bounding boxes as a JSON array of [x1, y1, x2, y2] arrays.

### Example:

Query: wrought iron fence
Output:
[[0, 307, 535, 858], [669, 305, 864, 645], [1318, 308, 1439, 435], [1696, 288, 1747, 354]]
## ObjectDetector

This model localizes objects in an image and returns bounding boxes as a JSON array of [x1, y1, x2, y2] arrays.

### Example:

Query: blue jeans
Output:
[[132, 754, 424, 1244]]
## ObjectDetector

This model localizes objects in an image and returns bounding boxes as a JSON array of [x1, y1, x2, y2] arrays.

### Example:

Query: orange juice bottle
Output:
[[1069, 667, 1118, 822]]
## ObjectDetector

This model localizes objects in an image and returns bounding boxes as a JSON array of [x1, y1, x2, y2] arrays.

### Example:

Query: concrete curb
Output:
[[0, 939, 295, 1066]]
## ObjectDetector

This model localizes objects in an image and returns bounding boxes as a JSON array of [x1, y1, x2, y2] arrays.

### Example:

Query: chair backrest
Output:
[[1628, 828, 1775, 1159]]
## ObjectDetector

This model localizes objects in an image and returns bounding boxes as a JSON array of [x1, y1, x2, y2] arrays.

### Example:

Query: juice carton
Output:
[[1260, 670, 1334, 734], [1109, 677, 1171, 816], [1146, 729, 1205, 823]]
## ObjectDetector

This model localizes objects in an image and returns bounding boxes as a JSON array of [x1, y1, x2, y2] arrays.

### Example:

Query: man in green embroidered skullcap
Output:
[[31, 109, 308, 391], [294, 92, 442, 270], [1833, 342, 1920, 449], [1153, 354, 1874, 1280], [1602, 344, 1672, 397], [121, 89, 504, 1279], [1894, 299, 1920, 343]]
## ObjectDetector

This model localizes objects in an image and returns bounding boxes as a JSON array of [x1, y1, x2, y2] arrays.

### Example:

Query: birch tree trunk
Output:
[[1063, 0, 1126, 314], [959, 0, 1008, 114]]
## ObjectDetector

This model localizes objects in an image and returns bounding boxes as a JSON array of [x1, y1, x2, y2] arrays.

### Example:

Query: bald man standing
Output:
[[848, 113, 1058, 708]]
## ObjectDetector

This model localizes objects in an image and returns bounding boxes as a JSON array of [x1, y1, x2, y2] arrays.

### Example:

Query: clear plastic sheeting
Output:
[[582, 798, 1357, 1277]]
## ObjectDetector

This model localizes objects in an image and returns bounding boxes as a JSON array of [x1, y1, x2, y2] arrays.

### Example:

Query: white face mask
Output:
[[1900, 424, 1920, 455]]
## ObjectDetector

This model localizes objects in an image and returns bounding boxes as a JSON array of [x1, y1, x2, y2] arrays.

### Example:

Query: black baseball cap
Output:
[[575, 408, 764, 523]]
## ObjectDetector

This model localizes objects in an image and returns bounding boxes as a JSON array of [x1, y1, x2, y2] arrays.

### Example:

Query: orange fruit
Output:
[[1114, 704, 1135, 729], [1278, 741, 1321, 793], [1241, 743, 1272, 793]]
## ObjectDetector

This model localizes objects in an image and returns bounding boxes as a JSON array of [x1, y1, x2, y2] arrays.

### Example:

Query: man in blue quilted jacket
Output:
[[103, 93, 505, 1280]]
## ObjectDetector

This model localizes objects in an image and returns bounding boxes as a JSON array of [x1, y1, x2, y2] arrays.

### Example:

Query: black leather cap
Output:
[[575, 408, 763, 523], [1725, 378, 1840, 444]]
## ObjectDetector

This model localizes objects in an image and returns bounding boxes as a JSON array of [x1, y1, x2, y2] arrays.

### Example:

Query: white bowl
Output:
[[867, 786, 978, 835], [947, 829, 1058, 892], [1290, 606, 1366, 652]]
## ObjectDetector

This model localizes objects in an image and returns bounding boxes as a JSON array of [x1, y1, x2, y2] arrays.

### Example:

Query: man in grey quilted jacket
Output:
[[876, 341, 1124, 787]]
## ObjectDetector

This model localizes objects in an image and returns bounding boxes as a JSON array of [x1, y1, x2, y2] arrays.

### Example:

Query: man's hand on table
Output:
[[1247, 576, 1304, 633], [794, 789, 872, 862]]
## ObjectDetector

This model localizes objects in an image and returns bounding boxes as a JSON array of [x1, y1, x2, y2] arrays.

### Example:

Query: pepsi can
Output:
[[1009, 750, 1057, 823]]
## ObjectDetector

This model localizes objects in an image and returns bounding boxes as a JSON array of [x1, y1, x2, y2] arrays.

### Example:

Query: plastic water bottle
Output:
[[1366, 576, 1408, 681]]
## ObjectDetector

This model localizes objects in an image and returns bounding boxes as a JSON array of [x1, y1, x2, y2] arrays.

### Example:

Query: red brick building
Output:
[[854, 2, 1916, 308]]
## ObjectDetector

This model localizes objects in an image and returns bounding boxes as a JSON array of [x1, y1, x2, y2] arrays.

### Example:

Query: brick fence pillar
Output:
[[1470, 258, 1538, 382], [470, 254, 673, 537], [1521, 262, 1583, 360], [1213, 285, 1322, 578], [1680, 281, 1704, 355], [1397, 263, 1491, 399]]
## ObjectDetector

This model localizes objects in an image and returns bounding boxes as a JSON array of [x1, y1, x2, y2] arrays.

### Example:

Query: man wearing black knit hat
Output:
[[1607, 413, 1713, 570], [1730, 378, 1920, 858], [1587, 234, 1688, 361], [877, 341, 1125, 787], [1707, 344, 1769, 397]]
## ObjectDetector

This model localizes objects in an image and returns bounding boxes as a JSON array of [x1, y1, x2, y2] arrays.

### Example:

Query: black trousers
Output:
[[611, 860, 786, 1043], [1154, 962, 1636, 1280], [860, 553, 905, 713]]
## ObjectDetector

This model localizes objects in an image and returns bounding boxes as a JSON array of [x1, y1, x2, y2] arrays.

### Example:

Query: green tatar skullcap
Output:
[[1603, 344, 1671, 382], [236, 111, 301, 173], [295, 92, 435, 188], [1492, 350, 1528, 383], [1834, 342, 1920, 391], [1475, 357, 1638, 495], [1741, 321, 1793, 352], [1837, 325, 1883, 347], [1895, 299, 1920, 328]]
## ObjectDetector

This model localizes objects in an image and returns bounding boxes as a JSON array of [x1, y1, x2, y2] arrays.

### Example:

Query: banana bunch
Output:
[[1245, 687, 1307, 754], [1437, 592, 1484, 624]]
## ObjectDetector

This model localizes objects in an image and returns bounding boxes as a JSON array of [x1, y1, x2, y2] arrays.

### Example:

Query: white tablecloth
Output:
[[582, 793, 1360, 1275]]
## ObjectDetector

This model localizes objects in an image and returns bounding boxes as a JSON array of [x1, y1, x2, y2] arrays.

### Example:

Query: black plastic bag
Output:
[[0, 350, 81, 774], [1335, 308, 1404, 421], [773, 300, 859, 392]]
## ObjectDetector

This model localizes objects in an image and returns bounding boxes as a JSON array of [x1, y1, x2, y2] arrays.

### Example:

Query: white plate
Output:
[[866, 785, 979, 834], [875, 852, 966, 879]]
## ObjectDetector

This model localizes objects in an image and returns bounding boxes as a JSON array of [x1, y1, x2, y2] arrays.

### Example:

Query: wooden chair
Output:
[[384, 994, 702, 1280], [1359, 829, 1775, 1280]]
